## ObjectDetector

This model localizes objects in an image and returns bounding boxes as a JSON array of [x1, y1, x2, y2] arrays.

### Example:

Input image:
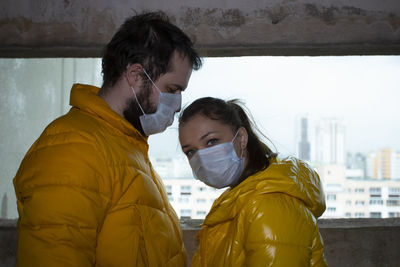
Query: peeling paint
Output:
[[268, 6, 291, 25], [63, 0, 70, 8], [342, 6, 367, 16], [0, 17, 33, 33], [304, 4, 339, 25], [180, 7, 202, 28], [0, 1, 399, 56], [199, 8, 246, 28], [388, 13, 400, 31], [219, 9, 246, 27], [303, 3, 400, 32]]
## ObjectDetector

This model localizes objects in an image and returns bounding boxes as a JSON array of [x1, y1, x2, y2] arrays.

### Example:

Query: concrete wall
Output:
[[2, 218, 400, 267], [0, 0, 399, 57], [0, 220, 17, 267], [181, 218, 400, 267]]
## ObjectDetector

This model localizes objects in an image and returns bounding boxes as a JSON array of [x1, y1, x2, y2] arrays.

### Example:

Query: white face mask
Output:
[[130, 69, 181, 136], [189, 131, 245, 189]]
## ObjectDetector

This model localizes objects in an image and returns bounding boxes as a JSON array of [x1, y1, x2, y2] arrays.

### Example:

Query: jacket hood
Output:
[[70, 83, 146, 141], [204, 156, 326, 226]]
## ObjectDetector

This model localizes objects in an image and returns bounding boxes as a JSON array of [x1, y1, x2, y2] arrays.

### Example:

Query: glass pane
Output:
[[2, 56, 400, 220]]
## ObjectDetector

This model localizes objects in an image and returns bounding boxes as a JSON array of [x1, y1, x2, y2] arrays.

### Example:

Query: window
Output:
[[180, 209, 191, 218], [196, 211, 206, 216], [196, 199, 206, 204], [386, 200, 400, 206], [346, 200, 352, 206], [369, 187, 382, 198], [327, 207, 336, 212], [166, 185, 172, 196], [388, 187, 400, 198], [180, 186, 191, 195], [2, 57, 400, 221], [355, 213, 365, 218], [389, 187, 400, 194], [369, 187, 381, 193], [345, 212, 351, 218], [370, 212, 381, 218], [327, 194, 336, 201], [178, 197, 189, 203], [370, 199, 383, 205], [388, 212, 400, 218], [355, 200, 365, 206]]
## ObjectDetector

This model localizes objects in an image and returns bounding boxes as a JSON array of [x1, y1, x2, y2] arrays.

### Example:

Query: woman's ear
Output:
[[238, 127, 248, 149]]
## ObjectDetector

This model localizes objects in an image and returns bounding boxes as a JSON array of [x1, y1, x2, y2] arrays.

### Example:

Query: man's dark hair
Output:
[[102, 11, 202, 89]]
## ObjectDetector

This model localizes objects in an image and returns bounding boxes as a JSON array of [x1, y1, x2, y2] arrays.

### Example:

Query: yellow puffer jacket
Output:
[[192, 157, 327, 267], [13, 84, 186, 267]]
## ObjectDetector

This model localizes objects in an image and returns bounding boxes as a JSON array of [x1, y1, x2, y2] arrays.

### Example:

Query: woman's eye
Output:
[[185, 150, 195, 158], [206, 138, 218, 146]]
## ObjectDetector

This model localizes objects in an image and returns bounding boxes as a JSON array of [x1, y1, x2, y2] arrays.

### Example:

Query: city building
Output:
[[295, 115, 311, 161], [315, 118, 345, 165], [366, 149, 400, 180], [152, 148, 400, 220], [151, 156, 224, 219], [317, 164, 400, 218], [1, 193, 7, 219], [346, 152, 366, 179]]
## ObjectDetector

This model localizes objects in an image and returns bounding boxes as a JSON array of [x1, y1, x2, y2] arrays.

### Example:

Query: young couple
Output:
[[13, 11, 328, 267]]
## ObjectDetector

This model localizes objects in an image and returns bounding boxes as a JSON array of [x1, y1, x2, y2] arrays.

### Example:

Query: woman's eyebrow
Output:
[[181, 131, 217, 149], [200, 131, 216, 140]]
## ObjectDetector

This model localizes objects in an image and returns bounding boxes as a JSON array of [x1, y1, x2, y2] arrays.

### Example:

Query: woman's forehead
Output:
[[180, 114, 224, 130], [179, 115, 233, 139]]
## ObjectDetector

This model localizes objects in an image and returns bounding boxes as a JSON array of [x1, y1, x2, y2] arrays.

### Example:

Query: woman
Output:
[[178, 97, 328, 267]]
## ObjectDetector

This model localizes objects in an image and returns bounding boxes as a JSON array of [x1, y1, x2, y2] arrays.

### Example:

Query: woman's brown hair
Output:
[[179, 97, 277, 180]]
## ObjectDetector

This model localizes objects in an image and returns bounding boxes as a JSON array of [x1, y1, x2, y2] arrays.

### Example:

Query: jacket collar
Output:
[[69, 83, 148, 144], [203, 156, 326, 226]]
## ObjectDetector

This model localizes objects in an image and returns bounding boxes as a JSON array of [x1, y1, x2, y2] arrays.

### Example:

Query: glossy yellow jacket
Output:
[[13, 84, 186, 267], [192, 157, 327, 267]]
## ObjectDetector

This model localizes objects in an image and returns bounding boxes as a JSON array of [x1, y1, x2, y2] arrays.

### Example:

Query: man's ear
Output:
[[125, 63, 143, 87], [239, 127, 248, 149]]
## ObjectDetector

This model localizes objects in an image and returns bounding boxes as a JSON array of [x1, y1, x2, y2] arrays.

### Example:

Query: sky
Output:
[[148, 56, 400, 158]]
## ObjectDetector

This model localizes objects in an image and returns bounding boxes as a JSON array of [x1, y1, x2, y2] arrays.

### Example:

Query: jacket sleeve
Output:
[[243, 194, 323, 267], [13, 132, 111, 267], [310, 224, 328, 267]]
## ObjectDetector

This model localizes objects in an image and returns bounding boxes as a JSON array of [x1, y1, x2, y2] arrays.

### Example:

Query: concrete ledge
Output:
[[0, 219, 17, 267], [1, 43, 399, 58], [181, 218, 400, 267], [2, 218, 400, 267], [1, 0, 399, 57]]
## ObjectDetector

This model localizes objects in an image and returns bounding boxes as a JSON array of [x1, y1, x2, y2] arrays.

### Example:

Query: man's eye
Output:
[[167, 88, 178, 94]]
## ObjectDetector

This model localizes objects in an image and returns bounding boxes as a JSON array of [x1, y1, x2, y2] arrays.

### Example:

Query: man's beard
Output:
[[123, 81, 157, 136]]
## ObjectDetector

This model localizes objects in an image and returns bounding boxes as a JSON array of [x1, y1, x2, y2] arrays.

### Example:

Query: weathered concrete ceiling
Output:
[[0, 0, 399, 57]]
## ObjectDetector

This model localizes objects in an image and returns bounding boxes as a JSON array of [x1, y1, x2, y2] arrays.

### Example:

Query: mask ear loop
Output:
[[232, 129, 240, 142], [142, 69, 161, 93], [232, 129, 244, 159], [126, 73, 146, 116], [130, 85, 146, 116]]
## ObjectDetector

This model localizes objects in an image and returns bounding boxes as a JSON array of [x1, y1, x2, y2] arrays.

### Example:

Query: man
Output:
[[13, 11, 202, 266]]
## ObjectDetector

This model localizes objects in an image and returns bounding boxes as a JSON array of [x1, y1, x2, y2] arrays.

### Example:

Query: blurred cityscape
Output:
[[151, 115, 400, 220]]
